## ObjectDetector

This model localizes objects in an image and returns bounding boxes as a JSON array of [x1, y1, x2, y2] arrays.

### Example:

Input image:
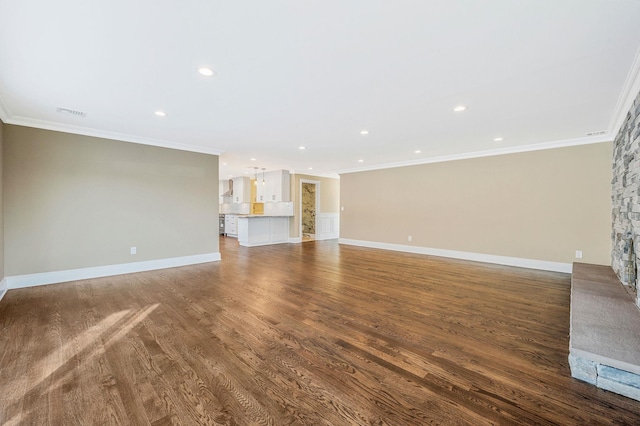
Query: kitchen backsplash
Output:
[[220, 202, 250, 214], [264, 201, 294, 216], [219, 201, 293, 216]]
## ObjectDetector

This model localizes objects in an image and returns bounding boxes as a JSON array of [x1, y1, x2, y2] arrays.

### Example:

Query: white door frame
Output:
[[299, 179, 320, 240]]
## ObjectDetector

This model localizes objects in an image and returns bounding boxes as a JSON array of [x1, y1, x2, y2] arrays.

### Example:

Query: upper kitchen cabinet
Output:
[[255, 176, 266, 203], [257, 170, 290, 202], [231, 176, 251, 203]]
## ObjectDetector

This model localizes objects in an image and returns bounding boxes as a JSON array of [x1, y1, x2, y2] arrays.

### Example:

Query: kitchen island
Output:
[[237, 215, 291, 247]]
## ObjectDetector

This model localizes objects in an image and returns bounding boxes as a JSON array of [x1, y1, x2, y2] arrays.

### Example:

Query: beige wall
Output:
[[340, 143, 612, 265], [289, 174, 340, 238], [4, 125, 219, 276]]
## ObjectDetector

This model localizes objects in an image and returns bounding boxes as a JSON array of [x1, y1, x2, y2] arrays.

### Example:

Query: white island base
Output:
[[237, 216, 290, 247]]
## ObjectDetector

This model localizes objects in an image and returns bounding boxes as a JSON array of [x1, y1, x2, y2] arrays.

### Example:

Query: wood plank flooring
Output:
[[1, 237, 639, 425]]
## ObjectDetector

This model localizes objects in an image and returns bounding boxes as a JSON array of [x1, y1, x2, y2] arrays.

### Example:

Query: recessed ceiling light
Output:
[[198, 67, 215, 77], [358, 159, 364, 163], [299, 146, 306, 150], [414, 150, 421, 154], [360, 130, 369, 135], [250, 158, 257, 161], [494, 137, 504, 142], [154, 111, 166, 117], [222, 162, 227, 166], [308, 167, 313, 170], [453, 105, 466, 112]]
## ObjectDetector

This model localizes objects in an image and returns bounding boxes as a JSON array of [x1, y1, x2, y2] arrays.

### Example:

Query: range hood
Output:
[[221, 179, 233, 197]]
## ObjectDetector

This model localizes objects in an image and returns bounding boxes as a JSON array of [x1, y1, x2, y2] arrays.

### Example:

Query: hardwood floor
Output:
[[1, 237, 639, 425]]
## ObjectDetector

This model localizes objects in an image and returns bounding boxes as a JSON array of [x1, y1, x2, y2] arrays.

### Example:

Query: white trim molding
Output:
[[338, 239, 572, 273], [2, 115, 224, 156], [0, 91, 11, 123], [336, 135, 611, 175], [299, 178, 321, 241], [609, 46, 640, 137], [316, 213, 340, 240], [289, 237, 303, 244], [5, 252, 221, 290], [0, 278, 7, 302]]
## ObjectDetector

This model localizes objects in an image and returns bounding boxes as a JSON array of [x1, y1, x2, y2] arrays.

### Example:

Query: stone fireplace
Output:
[[569, 85, 640, 401], [612, 89, 640, 308]]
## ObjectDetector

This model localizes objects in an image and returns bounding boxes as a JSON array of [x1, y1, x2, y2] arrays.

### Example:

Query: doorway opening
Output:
[[300, 180, 319, 242]]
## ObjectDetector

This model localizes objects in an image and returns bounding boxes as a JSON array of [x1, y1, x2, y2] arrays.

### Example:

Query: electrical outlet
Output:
[[408, 235, 412, 242], [575, 250, 582, 259], [130, 247, 137, 255]]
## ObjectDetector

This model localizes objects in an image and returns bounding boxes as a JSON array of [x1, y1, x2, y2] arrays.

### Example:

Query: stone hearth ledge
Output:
[[569, 263, 640, 401]]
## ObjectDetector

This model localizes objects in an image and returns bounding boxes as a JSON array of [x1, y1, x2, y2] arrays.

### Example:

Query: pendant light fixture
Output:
[[261, 168, 266, 185]]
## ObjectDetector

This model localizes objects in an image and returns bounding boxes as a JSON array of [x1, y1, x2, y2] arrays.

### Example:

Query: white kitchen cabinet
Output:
[[259, 170, 290, 202], [255, 177, 267, 202], [231, 177, 251, 203], [224, 215, 238, 237], [237, 216, 290, 247]]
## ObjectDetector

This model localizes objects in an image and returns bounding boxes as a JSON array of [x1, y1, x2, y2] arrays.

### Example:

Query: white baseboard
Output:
[[0, 278, 7, 302], [316, 233, 340, 241], [338, 239, 572, 273], [289, 237, 302, 244], [6, 252, 221, 290], [239, 241, 290, 248]]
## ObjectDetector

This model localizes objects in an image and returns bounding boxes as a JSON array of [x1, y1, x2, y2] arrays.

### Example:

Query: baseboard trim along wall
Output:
[[0, 278, 7, 302], [5, 252, 222, 290], [289, 237, 303, 244], [338, 239, 572, 273]]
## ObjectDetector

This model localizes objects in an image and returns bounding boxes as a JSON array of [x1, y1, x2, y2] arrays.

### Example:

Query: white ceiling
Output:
[[1, 1, 640, 179]]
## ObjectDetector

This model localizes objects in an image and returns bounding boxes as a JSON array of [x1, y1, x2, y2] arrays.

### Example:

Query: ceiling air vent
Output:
[[586, 130, 606, 136], [56, 107, 87, 118]]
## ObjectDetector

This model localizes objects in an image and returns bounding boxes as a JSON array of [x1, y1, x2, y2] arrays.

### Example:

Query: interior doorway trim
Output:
[[299, 179, 321, 242]]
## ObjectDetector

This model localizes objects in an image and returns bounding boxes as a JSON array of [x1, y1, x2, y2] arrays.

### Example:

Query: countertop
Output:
[[237, 214, 293, 218], [221, 214, 293, 218]]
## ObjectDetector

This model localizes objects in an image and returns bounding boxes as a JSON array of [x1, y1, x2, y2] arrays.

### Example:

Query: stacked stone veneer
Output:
[[612, 89, 640, 306]]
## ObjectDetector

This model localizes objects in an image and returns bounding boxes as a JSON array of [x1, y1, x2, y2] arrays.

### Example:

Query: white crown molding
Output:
[[336, 134, 612, 175], [608, 46, 640, 138], [290, 170, 340, 179], [338, 238, 572, 273], [5, 252, 221, 290], [3, 115, 225, 156]]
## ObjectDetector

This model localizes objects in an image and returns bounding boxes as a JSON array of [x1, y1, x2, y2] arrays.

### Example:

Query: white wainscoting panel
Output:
[[316, 213, 340, 240]]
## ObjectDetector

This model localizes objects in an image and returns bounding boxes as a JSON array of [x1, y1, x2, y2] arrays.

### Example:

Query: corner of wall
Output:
[[0, 278, 6, 302]]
